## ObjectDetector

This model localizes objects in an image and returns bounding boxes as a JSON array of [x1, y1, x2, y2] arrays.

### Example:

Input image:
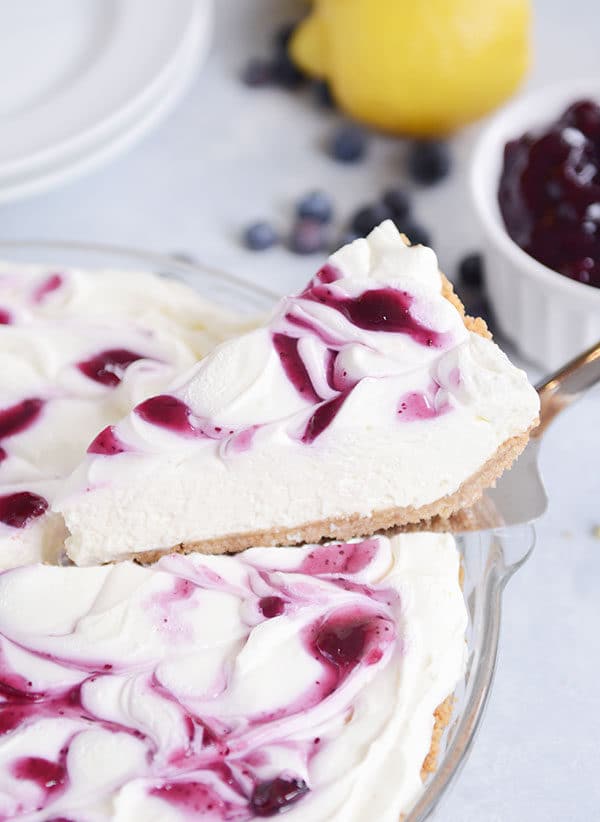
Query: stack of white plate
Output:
[[0, 0, 212, 203]]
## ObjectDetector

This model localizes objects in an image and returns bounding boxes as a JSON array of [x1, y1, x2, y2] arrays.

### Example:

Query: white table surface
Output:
[[0, 1, 598, 819]]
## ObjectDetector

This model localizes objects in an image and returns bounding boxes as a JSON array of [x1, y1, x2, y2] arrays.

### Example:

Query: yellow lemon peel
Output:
[[291, 0, 531, 136]]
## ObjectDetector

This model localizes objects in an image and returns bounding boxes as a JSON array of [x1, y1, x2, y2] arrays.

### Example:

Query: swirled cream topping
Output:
[[58, 222, 539, 566], [0, 532, 467, 821], [0, 264, 248, 569]]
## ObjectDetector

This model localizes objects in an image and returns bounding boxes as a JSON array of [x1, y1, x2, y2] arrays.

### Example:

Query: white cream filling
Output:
[[0, 533, 467, 822]]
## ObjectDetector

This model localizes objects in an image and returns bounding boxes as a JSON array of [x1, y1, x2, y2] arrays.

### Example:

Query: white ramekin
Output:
[[470, 80, 600, 371]]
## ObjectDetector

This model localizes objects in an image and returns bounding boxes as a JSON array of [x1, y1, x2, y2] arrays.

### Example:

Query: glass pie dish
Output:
[[0, 240, 537, 820]]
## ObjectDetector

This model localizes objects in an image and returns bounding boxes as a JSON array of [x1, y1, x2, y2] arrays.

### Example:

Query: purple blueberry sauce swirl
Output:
[[0, 540, 398, 819], [95, 263, 457, 457]]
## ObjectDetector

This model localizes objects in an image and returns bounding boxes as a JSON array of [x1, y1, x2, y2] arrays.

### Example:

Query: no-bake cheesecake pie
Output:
[[0, 227, 538, 820], [57, 222, 540, 566], [0, 532, 467, 822]]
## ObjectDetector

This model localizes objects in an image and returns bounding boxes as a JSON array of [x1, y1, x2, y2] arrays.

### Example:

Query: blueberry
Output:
[[244, 222, 279, 251], [330, 125, 368, 163], [458, 253, 484, 288], [274, 21, 297, 52], [401, 221, 431, 247], [272, 50, 306, 89], [297, 190, 334, 224], [289, 218, 328, 255], [351, 203, 392, 237], [382, 187, 411, 221], [241, 58, 273, 87], [463, 294, 496, 331], [555, 202, 578, 222], [313, 79, 335, 109], [407, 140, 451, 185], [561, 99, 600, 138]]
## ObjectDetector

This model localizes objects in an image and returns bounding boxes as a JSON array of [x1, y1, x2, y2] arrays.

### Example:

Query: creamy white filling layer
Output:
[[0, 533, 467, 821]]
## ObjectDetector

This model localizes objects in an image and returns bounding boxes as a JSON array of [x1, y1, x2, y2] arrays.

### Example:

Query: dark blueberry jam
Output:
[[302, 284, 450, 347], [499, 99, 600, 288], [78, 348, 145, 387], [0, 491, 48, 528], [273, 333, 320, 403], [306, 606, 393, 690], [258, 596, 285, 618], [300, 540, 377, 575], [87, 425, 129, 456], [12, 755, 66, 796], [33, 273, 63, 303], [250, 776, 309, 816], [313, 263, 341, 285], [302, 392, 348, 444], [0, 398, 43, 440], [136, 394, 197, 435], [314, 619, 369, 673]]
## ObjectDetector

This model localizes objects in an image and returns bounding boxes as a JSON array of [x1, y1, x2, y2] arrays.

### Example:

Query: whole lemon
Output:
[[291, 0, 531, 136]]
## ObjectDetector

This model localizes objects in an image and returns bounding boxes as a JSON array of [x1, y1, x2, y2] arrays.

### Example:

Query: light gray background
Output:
[[0, 2, 598, 820]]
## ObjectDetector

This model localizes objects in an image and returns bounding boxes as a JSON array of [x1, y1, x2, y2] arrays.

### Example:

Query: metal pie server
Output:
[[478, 340, 600, 529]]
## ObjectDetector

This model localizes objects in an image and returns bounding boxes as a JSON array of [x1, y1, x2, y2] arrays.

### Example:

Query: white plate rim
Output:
[[0, 0, 204, 177], [0, 7, 210, 205]]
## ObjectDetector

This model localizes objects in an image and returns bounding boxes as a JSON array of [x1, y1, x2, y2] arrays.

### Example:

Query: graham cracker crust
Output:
[[398, 694, 456, 821], [417, 554, 465, 798], [421, 694, 455, 779]]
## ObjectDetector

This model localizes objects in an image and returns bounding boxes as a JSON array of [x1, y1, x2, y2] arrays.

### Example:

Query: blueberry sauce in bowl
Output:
[[498, 99, 600, 288]]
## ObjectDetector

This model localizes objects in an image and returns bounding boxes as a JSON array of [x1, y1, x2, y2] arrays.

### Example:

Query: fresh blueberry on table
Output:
[[400, 221, 431, 247], [297, 190, 334, 224], [407, 140, 451, 185], [274, 21, 297, 51], [382, 187, 411, 222], [244, 222, 279, 251], [330, 125, 368, 163], [289, 218, 328, 254], [272, 50, 306, 89], [464, 293, 496, 331], [313, 79, 335, 109], [458, 253, 484, 288], [351, 203, 393, 236], [241, 58, 274, 87]]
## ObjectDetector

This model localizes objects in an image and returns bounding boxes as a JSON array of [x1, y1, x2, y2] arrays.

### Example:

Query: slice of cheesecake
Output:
[[58, 222, 539, 566]]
